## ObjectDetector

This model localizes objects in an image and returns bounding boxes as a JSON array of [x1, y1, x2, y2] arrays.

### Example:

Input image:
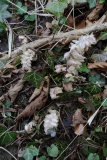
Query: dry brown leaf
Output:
[[66, 14, 74, 27], [102, 86, 107, 99], [16, 76, 49, 121], [86, 19, 93, 27], [72, 109, 86, 127], [87, 3, 103, 21], [74, 124, 85, 135], [8, 79, 24, 103], [29, 81, 44, 102], [87, 62, 107, 71], [63, 82, 73, 92], [4, 63, 17, 70]]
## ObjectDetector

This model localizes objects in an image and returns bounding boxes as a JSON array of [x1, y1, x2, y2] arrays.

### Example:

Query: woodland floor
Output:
[[1, 0, 107, 160]]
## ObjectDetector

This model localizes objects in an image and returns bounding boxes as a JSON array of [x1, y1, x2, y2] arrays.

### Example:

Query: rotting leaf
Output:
[[29, 81, 44, 102], [88, 62, 107, 71], [16, 76, 49, 121], [8, 79, 24, 103], [72, 109, 86, 127], [23, 72, 45, 88], [74, 124, 85, 135]]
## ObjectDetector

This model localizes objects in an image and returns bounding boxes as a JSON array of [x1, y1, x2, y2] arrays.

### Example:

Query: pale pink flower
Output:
[[50, 87, 63, 99]]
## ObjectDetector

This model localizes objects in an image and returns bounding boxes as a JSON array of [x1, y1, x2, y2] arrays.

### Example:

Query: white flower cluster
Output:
[[55, 64, 66, 73], [44, 110, 59, 135], [21, 49, 35, 71], [50, 87, 63, 99], [64, 34, 97, 81]]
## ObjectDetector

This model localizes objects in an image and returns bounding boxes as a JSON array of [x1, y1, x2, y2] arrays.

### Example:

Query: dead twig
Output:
[[1, 22, 107, 60]]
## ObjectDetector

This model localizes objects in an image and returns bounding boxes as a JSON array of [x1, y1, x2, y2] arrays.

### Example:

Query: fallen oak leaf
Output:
[[72, 109, 86, 127], [8, 79, 24, 103], [72, 109, 86, 135], [16, 76, 49, 121], [102, 85, 107, 99], [88, 62, 107, 71], [29, 81, 44, 102], [74, 124, 86, 135]]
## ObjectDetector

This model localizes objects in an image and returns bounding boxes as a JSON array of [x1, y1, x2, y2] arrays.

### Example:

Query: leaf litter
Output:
[[1, 0, 107, 160]]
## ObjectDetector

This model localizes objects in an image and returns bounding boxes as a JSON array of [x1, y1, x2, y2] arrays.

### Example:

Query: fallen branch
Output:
[[1, 22, 107, 60]]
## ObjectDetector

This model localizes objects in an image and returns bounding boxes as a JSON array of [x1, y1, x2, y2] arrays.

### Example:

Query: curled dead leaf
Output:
[[63, 82, 73, 92], [88, 62, 107, 71], [102, 86, 107, 99], [16, 76, 49, 121], [8, 79, 24, 103], [87, 3, 103, 21], [74, 124, 85, 135], [72, 109, 86, 127], [29, 81, 44, 102], [72, 109, 86, 135]]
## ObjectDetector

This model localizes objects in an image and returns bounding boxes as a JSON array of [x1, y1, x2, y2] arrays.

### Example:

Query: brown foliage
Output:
[[88, 62, 107, 71], [16, 76, 49, 121]]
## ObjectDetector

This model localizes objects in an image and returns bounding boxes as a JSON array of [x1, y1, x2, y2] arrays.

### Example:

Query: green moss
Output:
[[92, 97, 101, 108], [54, 137, 69, 159]]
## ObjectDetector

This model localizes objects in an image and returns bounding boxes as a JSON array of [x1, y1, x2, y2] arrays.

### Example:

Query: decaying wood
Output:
[[1, 22, 107, 60], [16, 76, 49, 121]]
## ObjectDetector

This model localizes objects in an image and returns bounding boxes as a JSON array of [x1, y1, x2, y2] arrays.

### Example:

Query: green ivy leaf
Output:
[[47, 53, 58, 70], [24, 15, 35, 21], [23, 72, 45, 88], [23, 146, 39, 160], [38, 156, 47, 160], [46, 0, 68, 19], [89, 74, 105, 87], [0, 124, 7, 134], [0, 131, 17, 145], [0, 4, 12, 22], [3, 99, 11, 108], [0, 22, 6, 32], [87, 0, 96, 8], [59, 16, 66, 24], [78, 63, 90, 73], [99, 0, 105, 3], [103, 147, 107, 157], [16, 2, 27, 15], [88, 153, 99, 160], [0, 58, 8, 69], [47, 144, 59, 157]]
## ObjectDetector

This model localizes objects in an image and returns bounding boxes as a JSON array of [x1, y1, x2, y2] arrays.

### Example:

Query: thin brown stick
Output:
[[1, 22, 107, 60]]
